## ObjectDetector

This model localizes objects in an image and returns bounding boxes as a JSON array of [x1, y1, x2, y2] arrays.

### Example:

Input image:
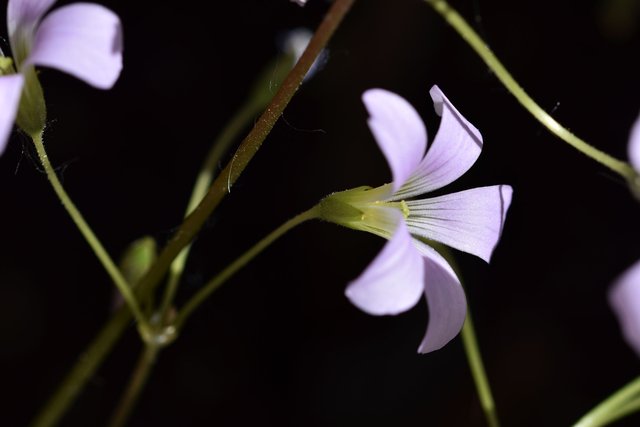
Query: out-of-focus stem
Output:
[[30, 2, 355, 425], [158, 101, 261, 322], [107, 344, 159, 427], [573, 376, 640, 427]]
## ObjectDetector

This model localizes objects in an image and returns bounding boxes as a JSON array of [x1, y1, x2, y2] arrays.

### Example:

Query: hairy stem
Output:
[[158, 99, 264, 322], [30, 3, 355, 425], [134, 0, 356, 313], [30, 132, 149, 331]]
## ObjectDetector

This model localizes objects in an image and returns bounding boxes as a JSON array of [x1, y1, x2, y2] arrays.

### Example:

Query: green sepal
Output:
[[17, 66, 47, 137], [0, 57, 15, 76], [317, 194, 364, 225]]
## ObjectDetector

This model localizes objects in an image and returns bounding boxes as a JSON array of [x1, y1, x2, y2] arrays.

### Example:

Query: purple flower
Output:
[[609, 259, 640, 356], [0, 0, 123, 154], [319, 86, 513, 353], [609, 114, 640, 355], [628, 114, 640, 173]]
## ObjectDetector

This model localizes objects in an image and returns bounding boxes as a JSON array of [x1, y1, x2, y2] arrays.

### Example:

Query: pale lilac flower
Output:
[[290, 0, 307, 6], [609, 114, 640, 355], [319, 86, 513, 353], [609, 260, 640, 355], [0, 0, 123, 154]]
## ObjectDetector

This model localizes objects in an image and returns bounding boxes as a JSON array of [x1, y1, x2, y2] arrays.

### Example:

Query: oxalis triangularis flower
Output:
[[609, 114, 640, 355], [318, 86, 513, 353], [0, 0, 123, 154]]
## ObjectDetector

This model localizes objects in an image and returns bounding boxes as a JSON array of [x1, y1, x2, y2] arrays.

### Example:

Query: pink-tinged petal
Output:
[[609, 261, 640, 356], [362, 89, 427, 192], [628, 114, 640, 172], [0, 75, 25, 155], [405, 185, 513, 263], [27, 3, 123, 89], [7, 0, 56, 40], [413, 240, 467, 353], [609, 259, 640, 356], [345, 217, 424, 316], [393, 86, 483, 200]]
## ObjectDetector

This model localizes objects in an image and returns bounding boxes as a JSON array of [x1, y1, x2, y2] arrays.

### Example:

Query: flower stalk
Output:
[[30, 131, 150, 333], [461, 313, 500, 427], [423, 0, 637, 183], [573, 376, 640, 427], [174, 207, 320, 330], [31, 2, 355, 424], [107, 344, 159, 427], [131, 0, 356, 318]]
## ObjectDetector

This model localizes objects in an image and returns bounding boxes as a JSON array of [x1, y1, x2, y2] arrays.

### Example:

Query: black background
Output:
[[2, 0, 640, 426]]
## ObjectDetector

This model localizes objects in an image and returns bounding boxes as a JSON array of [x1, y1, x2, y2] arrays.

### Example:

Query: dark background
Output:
[[1, 0, 640, 426]]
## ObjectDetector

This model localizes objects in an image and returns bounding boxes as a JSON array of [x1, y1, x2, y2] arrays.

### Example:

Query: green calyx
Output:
[[0, 57, 15, 75], [16, 66, 47, 137], [317, 185, 411, 232], [317, 192, 366, 225]]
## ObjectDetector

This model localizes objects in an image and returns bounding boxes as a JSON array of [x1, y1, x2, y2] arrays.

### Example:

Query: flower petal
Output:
[[412, 240, 467, 353], [362, 89, 427, 192], [405, 185, 513, 263], [628, 114, 640, 173], [26, 3, 123, 89], [609, 259, 640, 357], [0, 75, 25, 155], [7, 0, 56, 41], [345, 216, 424, 316], [393, 85, 483, 199]]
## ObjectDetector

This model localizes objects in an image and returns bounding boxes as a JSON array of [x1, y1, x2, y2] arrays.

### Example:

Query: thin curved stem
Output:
[[30, 132, 150, 332], [133, 0, 356, 314], [30, 3, 355, 425], [461, 313, 500, 427], [424, 0, 636, 182], [158, 100, 264, 322], [174, 206, 319, 330], [107, 344, 159, 427], [573, 376, 640, 427]]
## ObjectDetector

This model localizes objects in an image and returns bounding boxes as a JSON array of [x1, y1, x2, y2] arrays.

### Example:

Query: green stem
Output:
[[30, 131, 150, 333], [601, 397, 640, 427], [133, 0, 356, 315], [573, 376, 640, 427], [461, 313, 500, 427], [424, 0, 636, 182], [430, 243, 500, 427], [174, 206, 319, 330], [107, 344, 159, 427], [30, 3, 354, 424], [158, 100, 263, 322], [30, 308, 132, 427]]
